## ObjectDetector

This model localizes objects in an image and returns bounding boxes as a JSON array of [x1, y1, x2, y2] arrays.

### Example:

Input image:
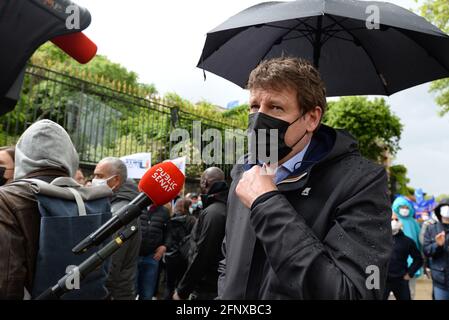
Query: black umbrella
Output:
[[197, 0, 449, 96]]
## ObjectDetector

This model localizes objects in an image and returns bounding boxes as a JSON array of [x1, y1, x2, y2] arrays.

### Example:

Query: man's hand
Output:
[[403, 273, 411, 281], [153, 245, 167, 261], [173, 291, 181, 300], [435, 231, 445, 247], [236, 164, 277, 208]]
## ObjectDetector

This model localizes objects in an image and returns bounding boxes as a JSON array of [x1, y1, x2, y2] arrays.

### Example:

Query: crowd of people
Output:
[[386, 195, 449, 300], [0, 121, 228, 300]]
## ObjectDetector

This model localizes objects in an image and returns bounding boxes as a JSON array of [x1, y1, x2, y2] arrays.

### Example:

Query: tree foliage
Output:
[[323, 96, 403, 163], [389, 164, 414, 197], [418, 0, 449, 116]]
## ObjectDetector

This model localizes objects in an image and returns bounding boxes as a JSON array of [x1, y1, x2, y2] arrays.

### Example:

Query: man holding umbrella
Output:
[[218, 57, 392, 299]]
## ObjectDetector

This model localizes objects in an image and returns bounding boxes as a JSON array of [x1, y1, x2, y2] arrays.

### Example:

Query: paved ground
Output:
[[415, 276, 433, 300], [387, 276, 433, 300]]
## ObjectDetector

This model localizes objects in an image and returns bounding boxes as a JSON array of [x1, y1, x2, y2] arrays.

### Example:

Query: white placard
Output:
[[165, 156, 187, 176], [120, 153, 152, 179]]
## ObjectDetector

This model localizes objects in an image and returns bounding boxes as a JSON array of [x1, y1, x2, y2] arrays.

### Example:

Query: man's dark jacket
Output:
[[177, 183, 228, 299], [139, 205, 170, 256], [106, 179, 142, 300], [218, 124, 393, 300], [387, 230, 423, 279], [165, 213, 196, 256], [423, 199, 449, 290]]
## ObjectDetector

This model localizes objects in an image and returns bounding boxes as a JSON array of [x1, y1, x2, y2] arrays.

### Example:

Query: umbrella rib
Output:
[[327, 15, 390, 95], [322, 33, 356, 44], [266, 22, 315, 44], [259, 20, 314, 63], [284, 34, 314, 42]]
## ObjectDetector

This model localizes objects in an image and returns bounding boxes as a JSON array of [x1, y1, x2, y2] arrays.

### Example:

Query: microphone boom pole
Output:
[[36, 224, 138, 300]]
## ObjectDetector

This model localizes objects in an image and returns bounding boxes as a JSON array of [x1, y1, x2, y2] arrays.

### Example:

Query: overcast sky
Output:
[[74, 0, 449, 196]]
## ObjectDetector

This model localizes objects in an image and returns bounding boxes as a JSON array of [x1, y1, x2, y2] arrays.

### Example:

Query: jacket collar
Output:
[[232, 124, 360, 191]]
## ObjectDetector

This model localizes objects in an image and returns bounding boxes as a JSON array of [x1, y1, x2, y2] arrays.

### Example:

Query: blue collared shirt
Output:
[[274, 141, 311, 184]]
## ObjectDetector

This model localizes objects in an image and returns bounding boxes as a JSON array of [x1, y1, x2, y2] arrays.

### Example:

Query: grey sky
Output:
[[74, 0, 449, 196]]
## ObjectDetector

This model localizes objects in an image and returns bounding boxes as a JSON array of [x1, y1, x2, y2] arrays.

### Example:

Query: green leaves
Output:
[[418, 0, 449, 116], [323, 96, 403, 163], [389, 164, 413, 196]]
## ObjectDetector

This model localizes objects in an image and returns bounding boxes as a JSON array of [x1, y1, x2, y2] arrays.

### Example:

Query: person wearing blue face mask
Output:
[[186, 192, 202, 218], [218, 57, 392, 300]]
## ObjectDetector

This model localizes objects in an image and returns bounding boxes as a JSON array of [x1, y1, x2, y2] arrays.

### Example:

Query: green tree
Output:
[[436, 194, 449, 202], [222, 104, 249, 128], [323, 96, 403, 163], [418, 0, 449, 115], [389, 164, 414, 197], [32, 43, 157, 91]]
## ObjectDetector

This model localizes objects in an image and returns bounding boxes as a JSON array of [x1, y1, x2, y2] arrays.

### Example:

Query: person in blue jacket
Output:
[[392, 196, 423, 299]]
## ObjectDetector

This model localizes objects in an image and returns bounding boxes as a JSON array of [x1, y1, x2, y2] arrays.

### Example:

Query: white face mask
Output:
[[440, 206, 449, 218], [399, 208, 410, 217], [391, 220, 402, 235], [91, 175, 116, 188]]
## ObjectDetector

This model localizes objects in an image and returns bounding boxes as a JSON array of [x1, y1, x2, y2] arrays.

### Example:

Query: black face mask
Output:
[[248, 112, 308, 163], [0, 167, 7, 186]]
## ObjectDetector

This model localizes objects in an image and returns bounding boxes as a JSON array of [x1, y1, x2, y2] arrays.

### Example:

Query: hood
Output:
[[392, 196, 416, 219], [202, 180, 229, 208], [14, 119, 79, 180], [392, 196, 421, 252], [113, 178, 139, 202], [434, 198, 449, 222]]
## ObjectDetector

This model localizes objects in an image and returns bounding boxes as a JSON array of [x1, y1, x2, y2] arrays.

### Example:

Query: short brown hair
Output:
[[0, 146, 15, 163], [247, 57, 327, 117]]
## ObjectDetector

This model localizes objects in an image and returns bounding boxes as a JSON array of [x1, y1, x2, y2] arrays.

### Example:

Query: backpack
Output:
[[17, 177, 113, 300]]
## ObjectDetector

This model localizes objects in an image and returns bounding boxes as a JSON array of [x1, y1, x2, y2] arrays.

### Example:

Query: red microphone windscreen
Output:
[[51, 32, 97, 64], [138, 161, 185, 206]]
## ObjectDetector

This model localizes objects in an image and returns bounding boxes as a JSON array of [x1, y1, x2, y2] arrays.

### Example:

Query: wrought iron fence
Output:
[[0, 64, 246, 178]]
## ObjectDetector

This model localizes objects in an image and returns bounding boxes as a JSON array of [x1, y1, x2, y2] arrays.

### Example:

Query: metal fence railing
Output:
[[0, 64, 246, 179]]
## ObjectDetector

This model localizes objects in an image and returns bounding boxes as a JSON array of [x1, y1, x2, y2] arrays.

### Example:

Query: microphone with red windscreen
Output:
[[51, 32, 97, 64], [72, 161, 185, 254]]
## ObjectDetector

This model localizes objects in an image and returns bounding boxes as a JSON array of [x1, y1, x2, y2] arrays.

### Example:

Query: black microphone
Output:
[[72, 161, 185, 254], [36, 225, 138, 300], [72, 193, 150, 254]]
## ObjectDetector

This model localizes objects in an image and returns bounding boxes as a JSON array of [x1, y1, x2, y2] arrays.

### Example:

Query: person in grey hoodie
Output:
[[0, 119, 80, 299], [92, 157, 141, 300]]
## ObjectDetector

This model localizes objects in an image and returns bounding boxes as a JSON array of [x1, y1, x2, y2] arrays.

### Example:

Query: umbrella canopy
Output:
[[197, 0, 449, 96], [0, 0, 92, 115]]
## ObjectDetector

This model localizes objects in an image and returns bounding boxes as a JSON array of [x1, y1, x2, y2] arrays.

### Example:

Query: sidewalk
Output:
[[415, 276, 433, 300]]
